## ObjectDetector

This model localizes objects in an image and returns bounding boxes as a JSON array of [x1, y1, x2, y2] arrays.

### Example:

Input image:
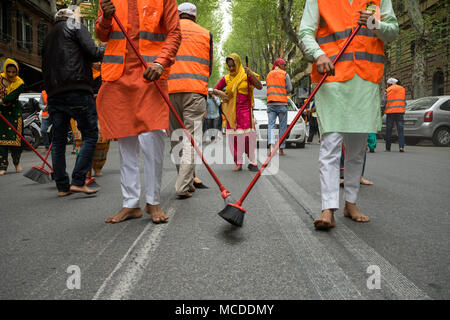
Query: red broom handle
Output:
[[0, 112, 53, 170], [112, 14, 227, 193], [236, 25, 362, 206], [40, 142, 52, 170]]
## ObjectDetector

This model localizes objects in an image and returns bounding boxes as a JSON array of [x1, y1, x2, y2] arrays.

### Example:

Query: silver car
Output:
[[253, 96, 307, 148], [380, 96, 450, 146]]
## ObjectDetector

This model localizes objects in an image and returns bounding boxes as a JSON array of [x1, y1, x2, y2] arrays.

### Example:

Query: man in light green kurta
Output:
[[299, 0, 399, 229]]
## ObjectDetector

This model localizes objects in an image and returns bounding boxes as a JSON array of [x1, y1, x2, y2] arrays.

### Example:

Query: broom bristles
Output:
[[218, 204, 245, 227], [23, 166, 52, 184]]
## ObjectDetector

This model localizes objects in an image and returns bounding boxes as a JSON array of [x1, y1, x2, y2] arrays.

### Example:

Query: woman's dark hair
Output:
[[5, 64, 18, 72]]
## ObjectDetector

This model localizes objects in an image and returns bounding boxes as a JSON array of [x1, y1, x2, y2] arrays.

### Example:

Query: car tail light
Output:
[[424, 110, 433, 122]]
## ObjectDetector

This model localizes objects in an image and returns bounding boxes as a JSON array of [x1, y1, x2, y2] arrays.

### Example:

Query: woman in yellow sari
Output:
[[213, 53, 262, 172], [0, 59, 25, 175]]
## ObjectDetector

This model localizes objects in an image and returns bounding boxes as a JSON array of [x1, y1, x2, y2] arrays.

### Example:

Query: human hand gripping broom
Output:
[[217, 24, 363, 227], [111, 14, 234, 204]]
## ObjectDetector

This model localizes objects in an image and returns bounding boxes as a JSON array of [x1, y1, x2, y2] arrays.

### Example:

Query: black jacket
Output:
[[42, 18, 104, 98]]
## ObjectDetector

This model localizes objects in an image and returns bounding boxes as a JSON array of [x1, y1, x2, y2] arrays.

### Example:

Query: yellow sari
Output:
[[222, 53, 258, 131]]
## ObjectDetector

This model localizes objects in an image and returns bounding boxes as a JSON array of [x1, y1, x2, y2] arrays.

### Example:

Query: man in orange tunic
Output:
[[96, 0, 181, 223]]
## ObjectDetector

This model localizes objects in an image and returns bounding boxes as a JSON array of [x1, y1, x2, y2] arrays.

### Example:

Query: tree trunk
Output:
[[279, 0, 301, 50], [406, 0, 427, 98]]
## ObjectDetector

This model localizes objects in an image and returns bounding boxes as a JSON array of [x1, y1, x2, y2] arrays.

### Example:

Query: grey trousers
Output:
[[169, 92, 206, 194]]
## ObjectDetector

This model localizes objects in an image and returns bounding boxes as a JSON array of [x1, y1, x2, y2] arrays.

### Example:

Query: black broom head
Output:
[[23, 166, 52, 184], [218, 203, 245, 227]]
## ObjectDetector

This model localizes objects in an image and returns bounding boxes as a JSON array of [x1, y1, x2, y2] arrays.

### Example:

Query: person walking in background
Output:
[[266, 58, 292, 156], [0, 59, 25, 176], [168, 2, 212, 199], [89, 62, 110, 177], [306, 98, 320, 144], [367, 132, 377, 152], [382, 77, 406, 152], [40, 90, 51, 152], [205, 88, 222, 143], [299, 0, 399, 229], [213, 53, 262, 172], [96, 0, 181, 222]]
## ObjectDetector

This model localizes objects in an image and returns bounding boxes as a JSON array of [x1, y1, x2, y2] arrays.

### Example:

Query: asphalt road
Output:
[[0, 136, 448, 300]]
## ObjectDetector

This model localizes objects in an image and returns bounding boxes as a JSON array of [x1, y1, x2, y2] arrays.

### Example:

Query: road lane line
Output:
[[92, 206, 175, 300], [272, 169, 431, 300], [257, 177, 364, 299]]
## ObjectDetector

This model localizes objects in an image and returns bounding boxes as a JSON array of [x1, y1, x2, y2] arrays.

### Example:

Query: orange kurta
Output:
[[95, 0, 181, 139]]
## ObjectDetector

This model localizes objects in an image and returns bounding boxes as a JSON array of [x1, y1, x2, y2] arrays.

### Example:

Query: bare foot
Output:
[[70, 185, 98, 194], [0, 170, 5, 176], [233, 165, 242, 172], [57, 191, 72, 197], [360, 177, 373, 185], [15, 164, 22, 173], [279, 149, 286, 156], [145, 204, 169, 223], [106, 207, 143, 223], [343, 202, 370, 222], [94, 171, 103, 177], [314, 209, 336, 230]]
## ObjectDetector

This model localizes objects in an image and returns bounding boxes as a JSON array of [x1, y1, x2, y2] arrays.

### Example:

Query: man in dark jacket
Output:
[[42, 8, 104, 197]]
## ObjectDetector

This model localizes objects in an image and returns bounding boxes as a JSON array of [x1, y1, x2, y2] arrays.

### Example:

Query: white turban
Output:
[[387, 78, 398, 85], [178, 2, 197, 17], [55, 8, 75, 20]]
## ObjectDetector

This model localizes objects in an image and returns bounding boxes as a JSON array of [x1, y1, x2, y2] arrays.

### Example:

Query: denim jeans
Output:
[[40, 116, 51, 149], [385, 113, 404, 150], [48, 91, 98, 192], [267, 105, 288, 149]]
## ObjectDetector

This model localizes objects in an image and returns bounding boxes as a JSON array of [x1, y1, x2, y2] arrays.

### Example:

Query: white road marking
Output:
[[92, 207, 175, 300], [272, 169, 431, 299]]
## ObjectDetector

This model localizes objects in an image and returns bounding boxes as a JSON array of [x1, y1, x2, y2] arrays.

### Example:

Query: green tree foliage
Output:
[[221, 0, 306, 84]]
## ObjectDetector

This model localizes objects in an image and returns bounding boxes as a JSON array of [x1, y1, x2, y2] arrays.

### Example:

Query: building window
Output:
[[38, 23, 48, 56], [432, 70, 444, 96], [0, 1, 12, 42], [16, 11, 33, 51]]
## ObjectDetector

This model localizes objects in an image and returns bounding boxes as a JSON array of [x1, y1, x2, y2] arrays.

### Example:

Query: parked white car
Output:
[[253, 96, 307, 148]]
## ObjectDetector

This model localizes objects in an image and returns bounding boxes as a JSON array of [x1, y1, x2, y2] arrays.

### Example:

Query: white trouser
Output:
[[118, 130, 165, 208], [319, 132, 368, 210]]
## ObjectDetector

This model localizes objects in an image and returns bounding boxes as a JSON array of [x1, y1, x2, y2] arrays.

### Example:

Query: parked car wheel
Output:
[[296, 139, 306, 148], [432, 127, 450, 146], [405, 137, 420, 146]]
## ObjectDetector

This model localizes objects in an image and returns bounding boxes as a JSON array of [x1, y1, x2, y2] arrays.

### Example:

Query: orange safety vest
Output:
[[100, 0, 170, 82], [385, 84, 406, 114], [41, 90, 49, 118], [311, 0, 385, 84], [266, 68, 288, 103], [168, 19, 210, 95]]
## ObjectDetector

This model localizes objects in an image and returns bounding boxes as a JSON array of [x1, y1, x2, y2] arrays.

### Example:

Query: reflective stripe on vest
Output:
[[168, 19, 210, 95], [266, 69, 288, 103], [101, 0, 168, 82], [311, 0, 384, 84], [385, 84, 406, 113]]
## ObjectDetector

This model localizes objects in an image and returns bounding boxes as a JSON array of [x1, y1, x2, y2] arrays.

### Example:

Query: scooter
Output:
[[21, 98, 42, 150]]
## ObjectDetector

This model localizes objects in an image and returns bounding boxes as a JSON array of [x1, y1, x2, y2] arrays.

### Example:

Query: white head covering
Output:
[[387, 78, 398, 85], [55, 8, 75, 20], [178, 2, 197, 17]]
